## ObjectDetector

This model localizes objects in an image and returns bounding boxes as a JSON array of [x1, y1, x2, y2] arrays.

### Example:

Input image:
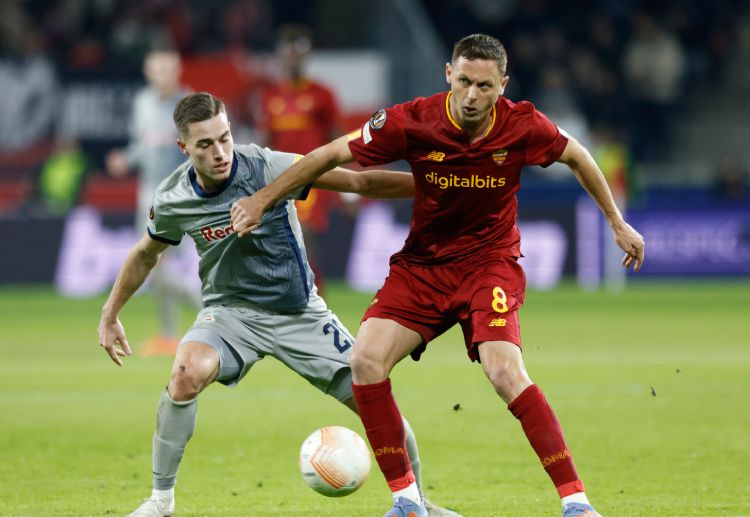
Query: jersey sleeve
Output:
[[146, 193, 183, 245], [347, 105, 408, 166], [524, 108, 569, 167], [264, 150, 312, 201]]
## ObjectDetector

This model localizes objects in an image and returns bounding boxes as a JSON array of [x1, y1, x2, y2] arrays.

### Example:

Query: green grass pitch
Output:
[[0, 281, 748, 516]]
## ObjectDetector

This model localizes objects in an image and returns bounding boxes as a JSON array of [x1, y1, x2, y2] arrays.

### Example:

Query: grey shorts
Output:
[[180, 294, 354, 402]]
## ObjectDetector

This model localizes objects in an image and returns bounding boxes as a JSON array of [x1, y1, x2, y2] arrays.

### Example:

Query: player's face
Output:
[[178, 112, 234, 191], [446, 57, 508, 128], [144, 51, 181, 98], [278, 38, 310, 74]]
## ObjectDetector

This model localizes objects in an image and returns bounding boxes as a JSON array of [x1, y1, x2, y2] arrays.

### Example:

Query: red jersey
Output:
[[348, 92, 568, 264], [261, 78, 342, 232], [260, 78, 340, 154]]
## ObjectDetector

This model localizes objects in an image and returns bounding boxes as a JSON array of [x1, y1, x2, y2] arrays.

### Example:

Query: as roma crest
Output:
[[492, 149, 508, 165]]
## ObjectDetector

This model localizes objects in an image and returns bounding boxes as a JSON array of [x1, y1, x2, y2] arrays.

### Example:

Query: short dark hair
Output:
[[173, 92, 226, 137], [277, 24, 313, 48], [451, 34, 507, 74]]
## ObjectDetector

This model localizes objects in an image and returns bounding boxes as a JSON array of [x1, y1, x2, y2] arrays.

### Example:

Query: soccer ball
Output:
[[299, 426, 371, 497]]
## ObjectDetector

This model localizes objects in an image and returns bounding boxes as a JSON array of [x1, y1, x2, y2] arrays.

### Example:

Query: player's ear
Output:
[[499, 75, 510, 94], [445, 62, 452, 84], [176, 139, 189, 156]]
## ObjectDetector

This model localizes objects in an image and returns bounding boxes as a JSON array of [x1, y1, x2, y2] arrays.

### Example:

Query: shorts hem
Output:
[[325, 366, 353, 402], [361, 311, 431, 345]]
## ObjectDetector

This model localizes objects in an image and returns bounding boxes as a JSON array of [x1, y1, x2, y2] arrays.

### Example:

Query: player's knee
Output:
[[349, 348, 389, 383], [485, 362, 530, 401], [168, 358, 215, 401]]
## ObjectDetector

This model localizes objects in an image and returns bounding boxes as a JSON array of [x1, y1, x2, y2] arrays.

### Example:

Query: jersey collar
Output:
[[445, 91, 497, 138], [188, 151, 239, 198]]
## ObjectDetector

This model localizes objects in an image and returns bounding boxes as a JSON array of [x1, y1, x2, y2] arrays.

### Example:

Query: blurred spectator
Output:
[[0, 2, 58, 154], [591, 125, 632, 205], [569, 45, 624, 128], [107, 50, 188, 199], [221, 0, 273, 53], [256, 25, 345, 294], [106, 48, 200, 355], [505, 31, 540, 98], [257, 25, 341, 152], [109, 4, 174, 66], [713, 157, 748, 201], [532, 64, 592, 180], [534, 65, 590, 145], [623, 12, 686, 160], [38, 136, 88, 216]]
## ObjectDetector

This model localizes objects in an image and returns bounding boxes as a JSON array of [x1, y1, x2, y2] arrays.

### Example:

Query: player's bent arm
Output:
[[98, 234, 169, 365], [102, 234, 169, 318], [557, 136, 623, 225], [558, 136, 646, 271], [314, 168, 415, 198], [231, 136, 354, 236]]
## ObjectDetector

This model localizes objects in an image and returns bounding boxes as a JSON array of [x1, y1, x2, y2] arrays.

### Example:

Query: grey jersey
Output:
[[147, 144, 314, 313], [126, 87, 189, 194], [126, 87, 190, 231]]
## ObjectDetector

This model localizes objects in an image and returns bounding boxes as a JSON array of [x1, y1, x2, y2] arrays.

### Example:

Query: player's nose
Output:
[[212, 143, 226, 160]]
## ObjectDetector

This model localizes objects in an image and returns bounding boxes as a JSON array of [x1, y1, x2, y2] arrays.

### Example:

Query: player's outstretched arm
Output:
[[231, 135, 354, 237], [557, 136, 645, 272], [98, 234, 169, 366], [314, 168, 415, 199]]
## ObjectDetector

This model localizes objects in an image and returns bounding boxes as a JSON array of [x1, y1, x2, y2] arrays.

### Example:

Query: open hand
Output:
[[98, 317, 132, 366], [613, 221, 645, 272]]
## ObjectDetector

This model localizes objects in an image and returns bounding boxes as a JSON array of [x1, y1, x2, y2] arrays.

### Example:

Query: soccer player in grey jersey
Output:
[[106, 49, 199, 353], [98, 92, 461, 517]]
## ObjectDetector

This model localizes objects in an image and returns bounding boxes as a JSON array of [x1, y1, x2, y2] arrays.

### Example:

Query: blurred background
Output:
[[1, 0, 749, 297]]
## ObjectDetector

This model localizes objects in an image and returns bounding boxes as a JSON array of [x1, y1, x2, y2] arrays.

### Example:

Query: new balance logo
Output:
[[489, 318, 506, 327], [426, 151, 445, 162], [200, 224, 234, 242]]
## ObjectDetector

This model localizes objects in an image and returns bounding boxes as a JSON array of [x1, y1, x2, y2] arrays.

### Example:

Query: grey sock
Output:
[[402, 416, 423, 489], [152, 390, 198, 489]]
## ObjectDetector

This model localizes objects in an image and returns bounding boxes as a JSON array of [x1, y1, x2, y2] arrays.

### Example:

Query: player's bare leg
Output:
[[349, 318, 429, 516], [478, 341, 601, 517], [127, 341, 219, 517]]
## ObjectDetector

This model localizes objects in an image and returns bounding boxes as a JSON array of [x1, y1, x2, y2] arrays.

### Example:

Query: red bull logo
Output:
[[200, 224, 234, 242]]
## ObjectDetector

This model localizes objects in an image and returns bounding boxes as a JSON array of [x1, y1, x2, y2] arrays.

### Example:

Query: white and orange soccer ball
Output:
[[299, 426, 371, 497]]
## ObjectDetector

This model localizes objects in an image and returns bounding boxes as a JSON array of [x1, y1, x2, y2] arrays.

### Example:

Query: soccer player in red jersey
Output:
[[258, 26, 340, 155], [232, 34, 645, 517], [258, 25, 345, 294]]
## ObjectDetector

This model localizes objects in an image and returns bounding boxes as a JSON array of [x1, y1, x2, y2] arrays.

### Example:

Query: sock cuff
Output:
[[557, 479, 585, 498], [386, 470, 416, 492], [352, 378, 392, 403], [507, 383, 543, 418], [163, 389, 197, 407]]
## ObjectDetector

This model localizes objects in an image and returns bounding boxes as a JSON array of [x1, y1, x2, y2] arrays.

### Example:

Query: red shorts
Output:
[[362, 254, 526, 362]]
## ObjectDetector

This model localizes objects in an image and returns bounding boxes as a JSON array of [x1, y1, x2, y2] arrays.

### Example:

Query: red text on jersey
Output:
[[200, 224, 234, 241]]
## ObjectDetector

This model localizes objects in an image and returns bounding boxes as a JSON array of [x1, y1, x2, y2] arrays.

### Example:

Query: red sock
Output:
[[508, 384, 585, 498], [352, 379, 415, 491]]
